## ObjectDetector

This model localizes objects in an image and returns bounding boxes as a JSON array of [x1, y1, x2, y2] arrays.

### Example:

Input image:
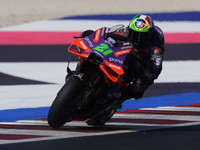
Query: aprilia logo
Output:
[[93, 29, 101, 42], [80, 41, 87, 50], [114, 49, 132, 57]]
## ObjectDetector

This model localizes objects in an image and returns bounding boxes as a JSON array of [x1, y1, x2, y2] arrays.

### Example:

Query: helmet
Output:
[[128, 14, 154, 47]]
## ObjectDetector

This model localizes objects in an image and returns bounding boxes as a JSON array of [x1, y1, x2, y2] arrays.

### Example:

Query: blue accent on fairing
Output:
[[118, 92, 200, 111], [56, 12, 200, 21], [0, 92, 199, 122]]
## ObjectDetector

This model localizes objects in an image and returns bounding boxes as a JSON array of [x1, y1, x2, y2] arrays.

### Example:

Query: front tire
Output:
[[47, 76, 84, 129]]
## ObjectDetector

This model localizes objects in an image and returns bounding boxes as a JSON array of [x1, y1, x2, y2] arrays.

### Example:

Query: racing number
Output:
[[94, 43, 113, 55]]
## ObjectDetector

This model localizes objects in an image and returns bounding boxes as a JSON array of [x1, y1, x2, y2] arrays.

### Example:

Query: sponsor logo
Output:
[[156, 57, 162, 66], [74, 73, 84, 81], [101, 27, 105, 36], [123, 42, 131, 45], [109, 57, 123, 64], [80, 41, 88, 50], [94, 29, 101, 42], [109, 63, 121, 70], [135, 19, 146, 29], [107, 37, 116, 45], [84, 37, 94, 47], [114, 49, 132, 57], [120, 45, 133, 50], [104, 40, 114, 47], [105, 27, 109, 33], [94, 51, 104, 58], [154, 48, 160, 54]]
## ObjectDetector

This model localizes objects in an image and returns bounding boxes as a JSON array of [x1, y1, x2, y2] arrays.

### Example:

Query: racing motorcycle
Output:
[[47, 25, 134, 129]]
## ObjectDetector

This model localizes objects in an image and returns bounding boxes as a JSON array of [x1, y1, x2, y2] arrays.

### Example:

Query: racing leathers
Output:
[[75, 25, 165, 126], [78, 25, 164, 101], [105, 26, 165, 100]]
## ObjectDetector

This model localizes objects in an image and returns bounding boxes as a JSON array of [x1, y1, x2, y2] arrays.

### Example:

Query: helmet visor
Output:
[[129, 29, 151, 45]]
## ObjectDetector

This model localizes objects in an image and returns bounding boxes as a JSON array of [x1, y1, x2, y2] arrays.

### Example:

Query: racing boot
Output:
[[86, 97, 125, 126], [86, 107, 116, 126], [86, 86, 128, 126]]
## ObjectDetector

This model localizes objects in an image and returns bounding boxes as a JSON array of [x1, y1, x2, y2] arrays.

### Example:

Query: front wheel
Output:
[[47, 76, 84, 129]]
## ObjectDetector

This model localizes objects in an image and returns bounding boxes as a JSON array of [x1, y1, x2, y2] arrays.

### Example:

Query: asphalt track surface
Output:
[[0, 125, 200, 150], [1, 47, 200, 150], [1, 44, 200, 62]]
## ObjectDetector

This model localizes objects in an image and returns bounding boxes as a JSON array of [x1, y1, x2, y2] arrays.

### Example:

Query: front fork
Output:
[[65, 60, 123, 114], [65, 67, 74, 83]]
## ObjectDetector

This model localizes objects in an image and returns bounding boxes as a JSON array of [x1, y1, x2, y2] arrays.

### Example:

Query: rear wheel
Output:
[[47, 76, 84, 129]]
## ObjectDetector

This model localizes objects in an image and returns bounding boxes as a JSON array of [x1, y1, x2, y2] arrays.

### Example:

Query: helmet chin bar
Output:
[[128, 27, 154, 48]]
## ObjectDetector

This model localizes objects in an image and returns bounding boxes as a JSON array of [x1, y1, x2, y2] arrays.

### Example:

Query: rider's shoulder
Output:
[[154, 26, 164, 39], [154, 26, 164, 36], [153, 26, 165, 46]]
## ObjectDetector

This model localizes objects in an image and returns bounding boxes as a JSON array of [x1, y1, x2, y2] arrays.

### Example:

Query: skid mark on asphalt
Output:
[[0, 104, 200, 145]]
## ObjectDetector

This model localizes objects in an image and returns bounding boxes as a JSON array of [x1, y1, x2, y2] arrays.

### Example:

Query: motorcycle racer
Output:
[[74, 14, 165, 125]]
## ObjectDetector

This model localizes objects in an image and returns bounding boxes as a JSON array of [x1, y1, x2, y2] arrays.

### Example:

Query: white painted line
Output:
[[0, 61, 199, 110], [0, 20, 200, 33], [114, 113, 200, 122], [0, 61, 199, 84], [140, 106, 200, 112]]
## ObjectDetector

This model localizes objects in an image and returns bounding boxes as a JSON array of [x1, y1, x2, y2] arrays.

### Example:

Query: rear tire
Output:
[[47, 76, 84, 129]]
